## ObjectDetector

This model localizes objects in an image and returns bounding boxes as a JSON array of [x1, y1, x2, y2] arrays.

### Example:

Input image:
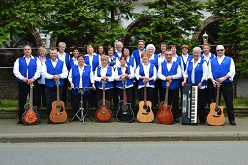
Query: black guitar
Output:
[[116, 79, 134, 122]]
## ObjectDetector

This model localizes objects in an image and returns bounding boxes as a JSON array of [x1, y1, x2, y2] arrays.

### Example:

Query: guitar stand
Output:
[[69, 87, 93, 124]]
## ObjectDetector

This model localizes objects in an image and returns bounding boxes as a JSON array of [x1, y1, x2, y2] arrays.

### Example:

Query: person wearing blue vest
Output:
[[158, 49, 182, 123], [182, 46, 208, 125], [146, 44, 159, 107], [69, 46, 80, 69], [122, 46, 137, 109], [95, 55, 116, 109], [135, 51, 157, 104], [57, 42, 71, 105], [42, 48, 68, 124], [84, 44, 101, 108], [209, 45, 236, 126], [107, 46, 120, 110], [13, 45, 42, 124], [37, 46, 49, 109], [132, 40, 146, 66], [114, 41, 123, 59], [201, 43, 216, 107], [115, 55, 135, 108], [68, 54, 95, 121]]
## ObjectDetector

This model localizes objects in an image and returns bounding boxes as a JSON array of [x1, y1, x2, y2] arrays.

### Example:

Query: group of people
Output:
[[13, 40, 236, 126]]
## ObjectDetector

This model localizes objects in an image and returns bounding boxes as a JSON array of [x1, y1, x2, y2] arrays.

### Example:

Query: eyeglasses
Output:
[[216, 49, 224, 52]]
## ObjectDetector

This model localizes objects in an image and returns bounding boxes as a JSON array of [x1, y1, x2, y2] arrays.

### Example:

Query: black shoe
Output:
[[230, 120, 236, 126], [17, 119, 23, 124], [199, 122, 205, 125], [47, 119, 52, 124], [174, 118, 180, 123]]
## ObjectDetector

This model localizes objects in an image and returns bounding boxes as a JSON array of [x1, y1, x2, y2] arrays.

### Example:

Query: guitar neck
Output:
[[164, 86, 169, 106], [215, 85, 220, 108], [144, 84, 147, 105], [122, 79, 126, 105], [29, 84, 33, 107], [102, 81, 106, 106], [56, 80, 60, 105]]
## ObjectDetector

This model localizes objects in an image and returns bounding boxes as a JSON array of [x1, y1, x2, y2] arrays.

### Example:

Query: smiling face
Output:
[[77, 55, 85, 67], [193, 49, 200, 61], [119, 56, 126, 66], [73, 49, 79, 58], [123, 48, 130, 57], [165, 50, 172, 63], [49, 49, 57, 61], [23, 45, 32, 57]]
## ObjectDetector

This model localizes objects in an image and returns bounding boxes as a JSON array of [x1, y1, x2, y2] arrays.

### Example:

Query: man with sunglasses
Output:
[[209, 45, 236, 126]]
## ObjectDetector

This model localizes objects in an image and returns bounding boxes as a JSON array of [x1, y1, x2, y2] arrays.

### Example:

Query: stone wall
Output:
[[0, 68, 18, 99]]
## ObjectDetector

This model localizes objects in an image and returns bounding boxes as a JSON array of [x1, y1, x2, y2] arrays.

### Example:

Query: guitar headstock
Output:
[[30, 83, 34, 87], [166, 80, 171, 87], [143, 80, 148, 86]]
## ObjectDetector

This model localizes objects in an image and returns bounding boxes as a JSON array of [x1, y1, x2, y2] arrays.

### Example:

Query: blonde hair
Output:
[[38, 46, 46, 54], [101, 55, 109, 61]]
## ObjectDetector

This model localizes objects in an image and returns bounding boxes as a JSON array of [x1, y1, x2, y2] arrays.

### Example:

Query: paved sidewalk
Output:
[[0, 117, 247, 143]]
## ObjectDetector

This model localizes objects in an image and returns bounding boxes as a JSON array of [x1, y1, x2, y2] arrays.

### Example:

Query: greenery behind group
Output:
[[1, 0, 248, 78]]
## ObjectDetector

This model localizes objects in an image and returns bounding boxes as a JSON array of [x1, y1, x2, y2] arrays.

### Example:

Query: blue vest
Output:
[[161, 61, 180, 90], [116, 66, 134, 88], [18, 57, 37, 83], [108, 56, 117, 67], [181, 54, 193, 71], [45, 59, 64, 87], [201, 53, 215, 65], [149, 54, 159, 70], [69, 58, 77, 69], [84, 54, 100, 71], [71, 65, 92, 95], [57, 52, 71, 71], [95, 66, 114, 89], [137, 63, 155, 86], [187, 59, 208, 86], [114, 52, 122, 59], [211, 56, 232, 83], [127, 56, 135, 68], [132, 49, 141, 66]]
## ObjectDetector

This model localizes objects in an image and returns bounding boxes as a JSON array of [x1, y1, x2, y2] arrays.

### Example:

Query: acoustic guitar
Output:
[[22, 83, 40, 125], [116, 79, 134, 122], [95, 80, 113, 122], [50, 80, 67, 123], [137, 81, 154, 122], [156, 81, 173, 124], [207, 80, 225, 126]]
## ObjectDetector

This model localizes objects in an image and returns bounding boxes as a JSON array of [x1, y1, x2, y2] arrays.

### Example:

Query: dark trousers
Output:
[[112, 82, 119, 108], [213, 82, 235, 122], [95, 88, 113, 108], [206, 79, 215, 105], [88, 90, 96, 107], [160, 88, 180, 119], [117, 87, 134, 108], [18, 81, 39, 119], [61, 78, 68, 104], [198, 88, 207, 123], [37, 83, 46, 108], [138, 87, 154, 103], [71, 93, 89, 115], [45, 86, 63, 116]]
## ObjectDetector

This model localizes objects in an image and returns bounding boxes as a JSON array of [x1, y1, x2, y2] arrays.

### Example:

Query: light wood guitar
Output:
[[50, 80, 67, 123], [156, 81, 173, 124], [137, 81, 154, 122], [207, 80, 225, 126]]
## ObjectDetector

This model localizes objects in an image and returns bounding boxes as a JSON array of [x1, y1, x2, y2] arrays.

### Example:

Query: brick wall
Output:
[[0, 68, 18, 99]]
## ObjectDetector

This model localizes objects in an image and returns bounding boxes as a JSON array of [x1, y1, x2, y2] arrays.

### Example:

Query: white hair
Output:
[[58, 42, 66, 47], [146, 44, 156, 52], [192, 46, 201, 53]]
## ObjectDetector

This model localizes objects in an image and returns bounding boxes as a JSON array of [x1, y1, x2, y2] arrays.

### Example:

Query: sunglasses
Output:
[[216, 49, 224, 52]]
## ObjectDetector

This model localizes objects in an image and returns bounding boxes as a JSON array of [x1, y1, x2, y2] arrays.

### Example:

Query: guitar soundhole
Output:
[[143, 105, 150, 112], [122, 105, 128, 111], [56, 105, 63, 112]]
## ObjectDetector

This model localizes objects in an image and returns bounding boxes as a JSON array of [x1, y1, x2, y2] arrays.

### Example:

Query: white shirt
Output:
[[208, 55, 235, 81], [115, 65, 135, 89], [94, 66, 116, 90], [158, 61, 182, 81], [183, 58, 208, 89], [37, 56, 47, 84], [135, 63, 157, 89], [13, 55, 41, 81], [68, 64, 95, 89], [41, 59, 68, 80]]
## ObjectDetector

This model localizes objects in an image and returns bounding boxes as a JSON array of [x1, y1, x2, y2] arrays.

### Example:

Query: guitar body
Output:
[[22, 104, 40, 125], [116, 100, 134, 122], [96, 100, 112, 122], [50, 100, 67, 123], [156, 102, 173, 124], [137, 101, 154, 123], [207, 102, 225, 126]]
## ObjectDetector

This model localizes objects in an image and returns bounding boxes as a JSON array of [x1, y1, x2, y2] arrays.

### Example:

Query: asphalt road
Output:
[[1, 141, 248, 165]]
